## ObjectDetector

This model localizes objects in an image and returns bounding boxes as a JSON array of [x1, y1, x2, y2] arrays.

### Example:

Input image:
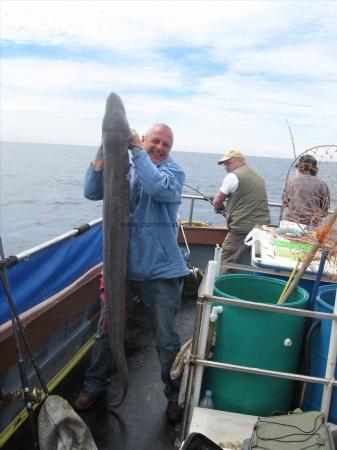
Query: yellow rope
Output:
[[277, 258, 301, 304], [180, 220, 209, 227]]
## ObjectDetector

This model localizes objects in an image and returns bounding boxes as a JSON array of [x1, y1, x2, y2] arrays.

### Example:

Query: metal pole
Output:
[[308, 248, 329, 310], [190, 261, 217, 410], [179, 296, 204, 444], [321, 287, 337, 417], [213, 245, 222, 276], [194, 358, 337, 386], [188, 198, 195, 225], [15, 217, 102, 261], [180, 261, 217, 443]]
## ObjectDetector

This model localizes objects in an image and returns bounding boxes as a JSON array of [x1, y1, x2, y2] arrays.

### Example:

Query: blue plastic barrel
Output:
[[303, 284, 337, 423]]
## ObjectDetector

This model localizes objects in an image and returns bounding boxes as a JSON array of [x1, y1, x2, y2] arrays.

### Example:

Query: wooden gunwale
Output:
[[0, 264, 102, 373], [178, 225, 227, 246]]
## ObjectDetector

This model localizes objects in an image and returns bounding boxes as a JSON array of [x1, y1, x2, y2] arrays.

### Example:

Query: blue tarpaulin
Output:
[[0, 223, 103, 325]]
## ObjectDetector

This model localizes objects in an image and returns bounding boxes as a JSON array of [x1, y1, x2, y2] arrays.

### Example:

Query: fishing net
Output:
[[280, 145, 337, 280]]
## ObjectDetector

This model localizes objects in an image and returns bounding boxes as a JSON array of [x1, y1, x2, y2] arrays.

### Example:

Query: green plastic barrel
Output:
[[205, 274, 309, 416]]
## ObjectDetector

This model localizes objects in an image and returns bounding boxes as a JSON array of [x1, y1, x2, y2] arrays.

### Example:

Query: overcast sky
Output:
[[1, 0, 337, 157]]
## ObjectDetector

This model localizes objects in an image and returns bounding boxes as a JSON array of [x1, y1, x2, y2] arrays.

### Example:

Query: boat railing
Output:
[[5, 218, 103, 265], [6, 193, 302, 264], [181, 193, 282, 225], [180, 259, 337, 442], [6, 194, 280, 264]]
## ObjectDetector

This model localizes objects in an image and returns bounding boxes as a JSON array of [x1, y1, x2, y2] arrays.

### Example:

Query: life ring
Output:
[[180, 220, 209, 227]]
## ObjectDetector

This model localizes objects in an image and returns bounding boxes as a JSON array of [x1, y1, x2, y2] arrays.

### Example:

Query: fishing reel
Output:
[[4, 386, 44, 405], [218, 200, 227, 217]]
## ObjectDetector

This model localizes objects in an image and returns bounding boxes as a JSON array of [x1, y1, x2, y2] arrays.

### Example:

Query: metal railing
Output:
[[180, 259, 337, 443], [181, 193, 282, 226], [7, 218, 102, 265]]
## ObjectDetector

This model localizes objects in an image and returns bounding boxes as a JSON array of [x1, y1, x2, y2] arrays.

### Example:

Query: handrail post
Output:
[[321, 287, 337, 417], [188, 198, 195, 225], [191, 261, 217, 409], [180, 261, 217, 444]]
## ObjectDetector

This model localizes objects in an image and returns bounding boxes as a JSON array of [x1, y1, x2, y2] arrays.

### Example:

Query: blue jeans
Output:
[[84, 278, 182, 401]]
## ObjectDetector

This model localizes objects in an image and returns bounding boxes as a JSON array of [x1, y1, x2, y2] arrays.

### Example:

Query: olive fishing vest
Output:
[[225, 164, 270, 233]]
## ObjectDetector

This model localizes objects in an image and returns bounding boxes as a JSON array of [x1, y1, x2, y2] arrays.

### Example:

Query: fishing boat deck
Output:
[[3, 295, 197, 450]]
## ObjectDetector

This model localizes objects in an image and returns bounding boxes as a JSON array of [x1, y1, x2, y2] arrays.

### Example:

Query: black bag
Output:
[[181, 432, 224, 450]]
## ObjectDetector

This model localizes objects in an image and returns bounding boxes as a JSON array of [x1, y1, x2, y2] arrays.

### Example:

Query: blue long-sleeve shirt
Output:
[[84, 149, 189, 280]]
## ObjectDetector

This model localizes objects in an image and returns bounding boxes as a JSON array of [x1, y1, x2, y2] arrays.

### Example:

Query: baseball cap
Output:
[[217, 150, 245, 165]]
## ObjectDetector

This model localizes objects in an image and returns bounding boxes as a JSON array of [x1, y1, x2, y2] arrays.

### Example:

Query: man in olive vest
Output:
[[213, 150, 270, 274]]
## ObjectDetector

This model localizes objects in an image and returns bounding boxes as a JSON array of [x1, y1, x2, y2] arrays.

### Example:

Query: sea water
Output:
[[0, 141, 293, 255]]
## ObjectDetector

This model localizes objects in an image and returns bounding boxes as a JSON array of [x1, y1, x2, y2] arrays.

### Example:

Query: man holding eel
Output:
[[75, 123, 189, 424]]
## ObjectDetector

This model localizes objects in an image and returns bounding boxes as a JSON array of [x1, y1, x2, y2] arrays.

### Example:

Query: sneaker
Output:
[[73, 390, 101, 411], [166, 400, 183, 424]]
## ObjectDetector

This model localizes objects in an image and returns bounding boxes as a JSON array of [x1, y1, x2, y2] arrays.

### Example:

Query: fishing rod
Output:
[[0, 237, 51, 448], [183, 183, 214, 206], [183, 183, 228, 218], [285, 119, 297, 159], [0, 240, 49, 397], [0, 238, 40, 448], [279, 120, 297, 223]]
